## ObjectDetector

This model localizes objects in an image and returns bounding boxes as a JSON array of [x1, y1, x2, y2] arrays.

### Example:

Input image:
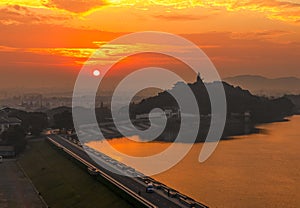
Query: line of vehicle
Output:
[[51, 134, 208, 208], [47, 136, 157, 208]]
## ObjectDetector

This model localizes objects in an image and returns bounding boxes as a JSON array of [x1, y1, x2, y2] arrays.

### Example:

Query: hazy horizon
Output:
[[1, 1, 300, 92], [0, 74, 299, 93]]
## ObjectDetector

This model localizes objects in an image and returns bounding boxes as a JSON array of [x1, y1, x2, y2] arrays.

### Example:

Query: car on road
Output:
[[146, 183, 154, 193], [87, 167, 99, 176]]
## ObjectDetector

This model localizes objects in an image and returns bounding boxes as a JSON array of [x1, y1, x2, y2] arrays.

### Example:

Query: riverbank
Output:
[[19, 140, 131, 208]]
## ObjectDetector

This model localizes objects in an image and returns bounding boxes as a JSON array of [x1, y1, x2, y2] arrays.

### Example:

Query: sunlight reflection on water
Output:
[[87, 116, 300, 208]]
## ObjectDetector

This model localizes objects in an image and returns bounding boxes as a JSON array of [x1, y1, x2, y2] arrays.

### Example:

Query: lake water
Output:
[[88, 116, 300, 208]]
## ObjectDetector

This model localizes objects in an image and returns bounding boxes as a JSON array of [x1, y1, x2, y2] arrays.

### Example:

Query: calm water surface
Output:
[[88, 116, 300, 208]]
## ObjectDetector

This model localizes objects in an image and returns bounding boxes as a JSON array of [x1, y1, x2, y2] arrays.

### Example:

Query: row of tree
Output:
[[1, 109, 52, 155], [1, 125, 26, 154]]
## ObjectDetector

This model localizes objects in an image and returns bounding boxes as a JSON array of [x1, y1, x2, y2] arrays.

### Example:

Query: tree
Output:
[[53, 110, 74, 129], [1, 125, 26, 154], [8, 109, 48, 136], [26, 112, 48, 136]]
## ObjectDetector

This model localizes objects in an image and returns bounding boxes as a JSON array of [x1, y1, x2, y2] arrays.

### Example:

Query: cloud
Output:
[[221, 0, 300, 22], [182, 31, 300, 77], [43, 0, 107, 13], [152, 13, 213, 21], [0, 45, 19, 52], [1, 0, 300, 23], [110, 0, 300, 23], [230, 30, 292, 41], [1, 29, 300, 86], [0, 4, 72, 25], [27, 47, 96, 59]]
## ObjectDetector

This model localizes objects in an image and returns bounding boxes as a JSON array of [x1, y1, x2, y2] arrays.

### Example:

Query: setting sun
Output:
[[93, 69, 101, 77]]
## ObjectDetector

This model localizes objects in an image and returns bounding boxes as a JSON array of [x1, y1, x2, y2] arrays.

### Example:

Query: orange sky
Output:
[[0, 0, 300, 91]]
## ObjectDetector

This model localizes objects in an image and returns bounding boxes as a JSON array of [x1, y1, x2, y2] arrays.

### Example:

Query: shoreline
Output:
[[100, 115, 292, 144]]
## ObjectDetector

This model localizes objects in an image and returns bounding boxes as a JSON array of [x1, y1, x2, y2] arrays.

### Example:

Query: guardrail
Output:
[[47, 136, 157, 208], [54, 135, 209, 208]]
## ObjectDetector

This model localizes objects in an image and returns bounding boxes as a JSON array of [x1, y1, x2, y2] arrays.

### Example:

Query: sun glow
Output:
[[93, 69, 101, 77]]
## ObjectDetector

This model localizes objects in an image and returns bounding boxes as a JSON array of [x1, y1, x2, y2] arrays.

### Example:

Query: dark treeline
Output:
[[130, 78, 294, 123], [128, 77, 294, 141], [47, 105, 111, 130], [7, 109, 48, 136], [0, 125, 26, 154], [0, 109, 48, 155]]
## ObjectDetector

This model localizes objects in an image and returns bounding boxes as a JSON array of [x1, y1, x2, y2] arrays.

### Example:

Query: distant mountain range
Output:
[[223, 75, 300, 96]]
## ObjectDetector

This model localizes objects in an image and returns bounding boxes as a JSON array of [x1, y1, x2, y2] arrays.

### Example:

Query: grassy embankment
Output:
[[19, 140, 132, 208]]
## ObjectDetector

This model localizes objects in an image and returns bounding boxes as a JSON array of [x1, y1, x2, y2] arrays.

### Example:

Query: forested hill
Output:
[[130, 78, 294, 123]]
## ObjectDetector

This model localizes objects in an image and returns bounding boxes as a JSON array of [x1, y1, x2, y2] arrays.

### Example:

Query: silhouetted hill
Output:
[[224, 75, 300, 96], [286, 95, 300, 114], [46, 106, 72, 117], [130, 78, 294, 142], [132, 79, 294, 122]]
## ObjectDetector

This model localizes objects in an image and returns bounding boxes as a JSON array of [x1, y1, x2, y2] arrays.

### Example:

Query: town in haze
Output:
[[1, 0, 300, 208]]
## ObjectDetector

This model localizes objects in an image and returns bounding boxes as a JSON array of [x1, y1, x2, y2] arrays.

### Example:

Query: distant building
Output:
[[0, 116, 21, 134], [20, 93, 42, 110]]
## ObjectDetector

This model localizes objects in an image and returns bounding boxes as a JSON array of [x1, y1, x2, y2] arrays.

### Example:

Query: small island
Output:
[[126, 74, 295, 142]]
